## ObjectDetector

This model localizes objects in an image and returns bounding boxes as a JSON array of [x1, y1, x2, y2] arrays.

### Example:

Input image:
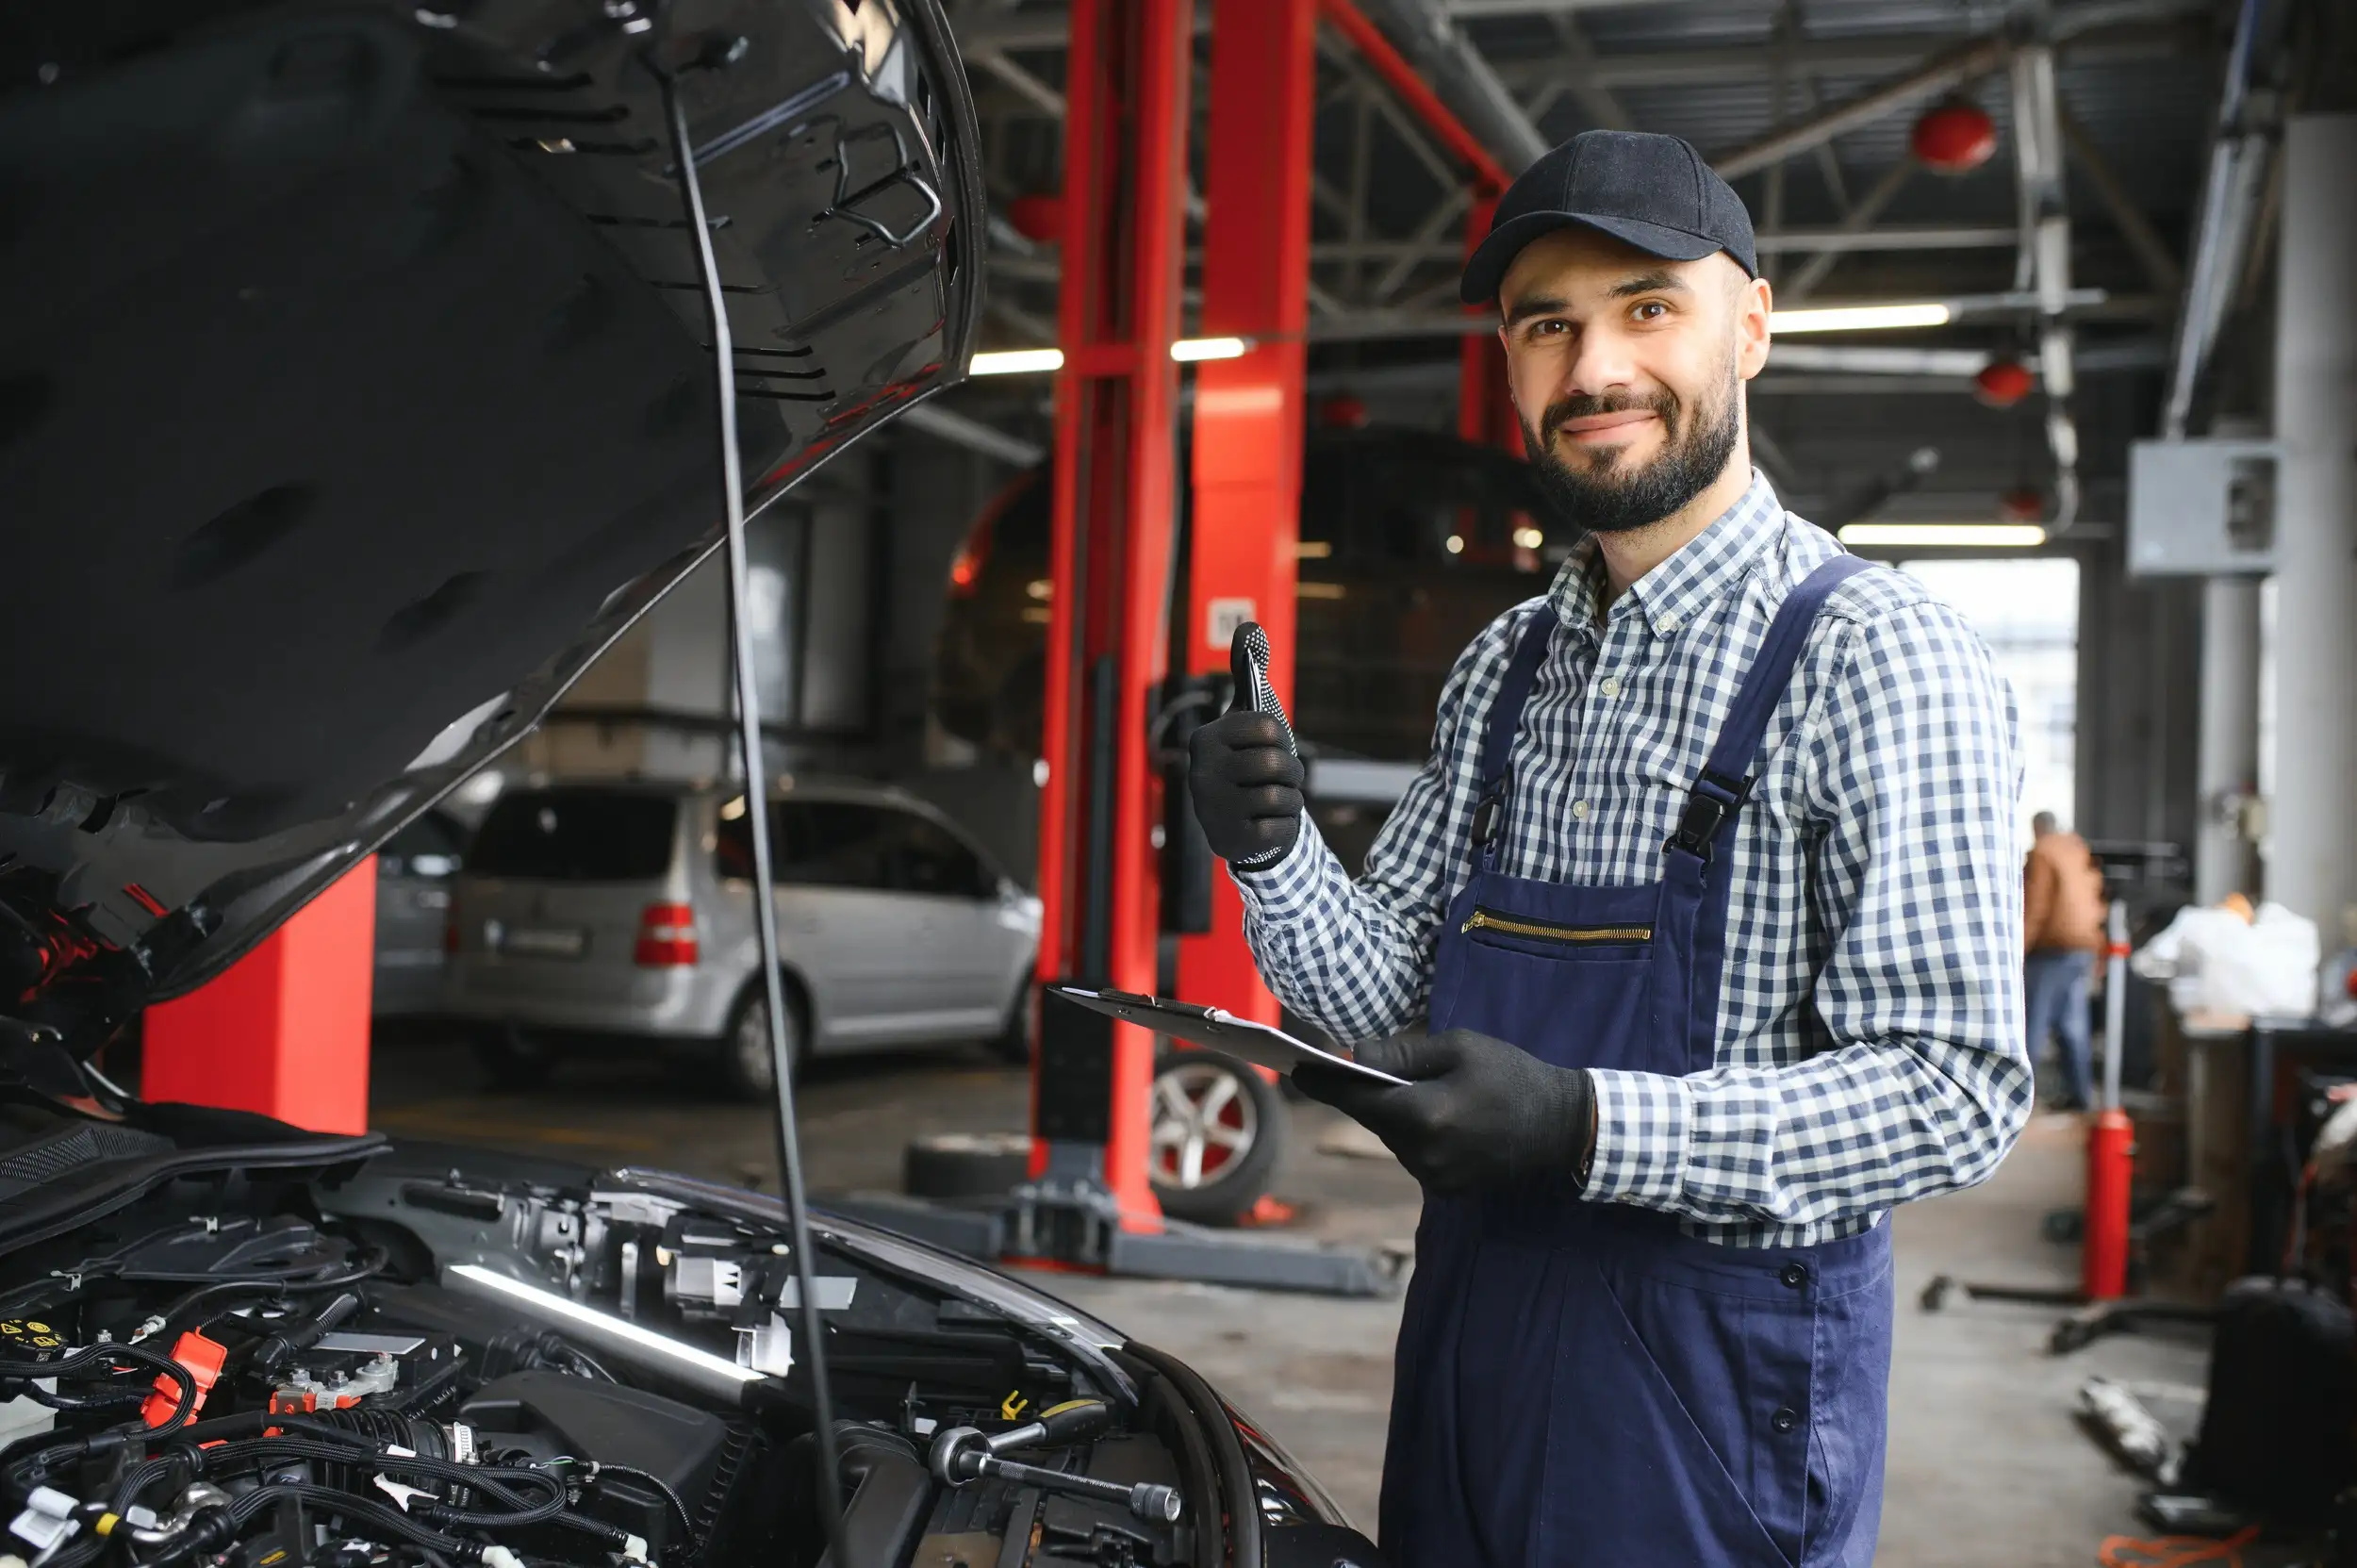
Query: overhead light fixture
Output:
[[969, 338, 1255, 376], [1837, 522, 2048, 548], [1171, 336, 1250, 362], [1772, 303, 1953, 335], [1443, 535, 1465, 554], [969, 348, 1065, 376]]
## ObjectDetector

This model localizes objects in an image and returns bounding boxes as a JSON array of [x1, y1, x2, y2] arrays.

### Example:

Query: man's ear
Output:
[[1735, 272, 1773, 383]]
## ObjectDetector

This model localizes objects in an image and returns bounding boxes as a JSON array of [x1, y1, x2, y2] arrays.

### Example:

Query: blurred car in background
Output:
[[371, 807, 468, 1017], [442, 779, 1040, 1098]]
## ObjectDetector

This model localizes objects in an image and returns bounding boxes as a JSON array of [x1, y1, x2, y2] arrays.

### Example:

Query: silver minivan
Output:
[[441, 779, 1041, 1097]]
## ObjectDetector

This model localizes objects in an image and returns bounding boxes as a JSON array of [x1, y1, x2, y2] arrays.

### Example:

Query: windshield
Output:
[[468, 790, 678, 882]]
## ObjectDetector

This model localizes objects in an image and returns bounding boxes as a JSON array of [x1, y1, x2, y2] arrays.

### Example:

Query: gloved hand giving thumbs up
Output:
[[1186, 622, 1304, 872]]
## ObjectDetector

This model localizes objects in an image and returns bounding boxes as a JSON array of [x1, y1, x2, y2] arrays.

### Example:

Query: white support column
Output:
[[2266, 114, 2357, 931], [2194, 576, 2262, 904]]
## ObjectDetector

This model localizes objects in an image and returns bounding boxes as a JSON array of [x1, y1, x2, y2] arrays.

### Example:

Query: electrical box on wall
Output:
[[2128, 437, 2278, 575]]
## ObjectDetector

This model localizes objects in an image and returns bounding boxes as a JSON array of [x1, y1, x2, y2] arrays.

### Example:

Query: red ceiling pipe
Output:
[[1314, 0, 1510, 195]]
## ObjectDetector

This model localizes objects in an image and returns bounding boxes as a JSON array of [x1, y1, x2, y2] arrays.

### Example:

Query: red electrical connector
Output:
[[140, 1329, 227, 1428]]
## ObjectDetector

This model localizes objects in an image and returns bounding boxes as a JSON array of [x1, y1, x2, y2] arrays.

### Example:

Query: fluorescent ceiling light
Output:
[[969, 338, 1254, 376], [1772, 303, 1953, 335], [970, 348, 1065, 376], [1838, 522, 2047, 548], [1171, 336, 1250, 362], [447, 1264, 761, 1384]]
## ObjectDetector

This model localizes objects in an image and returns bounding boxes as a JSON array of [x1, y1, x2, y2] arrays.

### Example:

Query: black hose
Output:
[[586, 1462, 697, 1548], [224, 1483, 475, 1556], [0, 1341, 200, 1459]]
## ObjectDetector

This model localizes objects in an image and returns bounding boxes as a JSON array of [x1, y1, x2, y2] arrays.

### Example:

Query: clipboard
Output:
[[1047, 985, 1409, 1087]]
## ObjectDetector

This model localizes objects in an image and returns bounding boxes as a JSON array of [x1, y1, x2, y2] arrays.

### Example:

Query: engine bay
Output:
[[0, 1140, 1215, 1568]]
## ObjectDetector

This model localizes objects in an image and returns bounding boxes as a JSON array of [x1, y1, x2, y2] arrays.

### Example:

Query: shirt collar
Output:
[[1546, 470, 1785, 642]]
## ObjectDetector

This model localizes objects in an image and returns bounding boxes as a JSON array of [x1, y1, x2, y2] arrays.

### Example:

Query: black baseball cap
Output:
[[1460, 130, 1758, 305]]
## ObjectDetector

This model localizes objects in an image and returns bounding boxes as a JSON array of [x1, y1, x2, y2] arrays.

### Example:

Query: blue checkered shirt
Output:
[[1238, 473, 2031, 1247]]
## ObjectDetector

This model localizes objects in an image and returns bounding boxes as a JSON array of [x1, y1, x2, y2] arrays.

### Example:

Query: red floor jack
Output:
[[1922, 901, 2217, 1352]]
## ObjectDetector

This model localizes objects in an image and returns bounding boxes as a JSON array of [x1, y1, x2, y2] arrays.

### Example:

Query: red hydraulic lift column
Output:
[[1176, 0, 1319, 1025], [1459, 191, 1523, 454], [142, 861, 376, 1134], [1030, 0, 1194, 1230]]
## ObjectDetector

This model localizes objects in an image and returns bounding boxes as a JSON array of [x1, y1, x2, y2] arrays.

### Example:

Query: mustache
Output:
[[1541, 388, 1679, 442]]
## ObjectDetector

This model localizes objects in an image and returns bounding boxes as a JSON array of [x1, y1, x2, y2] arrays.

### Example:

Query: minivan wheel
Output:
[[719, 986, 800, 1101], [1148, 1047, 1286, 1227], [470, 1023, 557, 1090]]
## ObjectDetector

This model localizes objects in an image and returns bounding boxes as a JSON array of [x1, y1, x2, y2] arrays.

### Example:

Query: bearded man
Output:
[[1186, 130, 2032, 1566]]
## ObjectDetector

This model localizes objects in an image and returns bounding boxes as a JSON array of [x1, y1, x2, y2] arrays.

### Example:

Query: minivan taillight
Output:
[[634, 902, 700, 967]]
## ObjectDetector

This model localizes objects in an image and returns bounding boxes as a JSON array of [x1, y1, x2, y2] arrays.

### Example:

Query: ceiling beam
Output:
[[1711, 33, 2012, 180], [1290, 223, 2019, 265], [1541, 11, 1635, 132], [954, 6, 2195, 79], [1778, 158, 1915, 303], [987, 222, 2020, 288], [2057, 102, 2185, 295]]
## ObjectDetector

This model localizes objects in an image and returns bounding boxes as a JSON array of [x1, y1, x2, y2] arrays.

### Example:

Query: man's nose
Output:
[[1559, 324, 1640, 404]]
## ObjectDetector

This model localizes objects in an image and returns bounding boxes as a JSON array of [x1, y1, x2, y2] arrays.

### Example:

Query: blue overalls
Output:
[[1381, 555, 1896, 1567]]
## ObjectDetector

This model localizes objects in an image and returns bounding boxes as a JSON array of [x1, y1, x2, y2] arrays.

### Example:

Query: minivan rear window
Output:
[[469, 790, 678, 882]]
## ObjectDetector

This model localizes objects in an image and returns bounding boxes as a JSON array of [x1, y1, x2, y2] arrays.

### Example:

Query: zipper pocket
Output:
[[1459, 909, 1654, 945]]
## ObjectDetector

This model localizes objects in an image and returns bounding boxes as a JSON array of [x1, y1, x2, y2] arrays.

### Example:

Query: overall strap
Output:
[[1666, 553, 1872, 864], [1469, 605, 1560, 867]]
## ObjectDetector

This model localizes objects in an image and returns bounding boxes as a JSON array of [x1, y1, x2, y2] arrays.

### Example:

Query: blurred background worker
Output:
[[2022, 810, 2108, 1110]]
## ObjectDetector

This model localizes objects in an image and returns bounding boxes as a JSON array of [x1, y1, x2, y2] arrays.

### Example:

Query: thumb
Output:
[[1346, 1030, 1437, 1081]]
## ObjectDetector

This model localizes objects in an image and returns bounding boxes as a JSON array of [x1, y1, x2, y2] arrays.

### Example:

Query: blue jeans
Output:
[[2024, 948, 2096, 1107]]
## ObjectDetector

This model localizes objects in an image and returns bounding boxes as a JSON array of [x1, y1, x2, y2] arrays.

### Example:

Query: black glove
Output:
[[1294, 1028, 1595, 1194], [1186, 710, 1304, 870]]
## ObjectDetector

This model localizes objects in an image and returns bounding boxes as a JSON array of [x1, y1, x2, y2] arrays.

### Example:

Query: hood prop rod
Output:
[[651, 52, 845, 1553]]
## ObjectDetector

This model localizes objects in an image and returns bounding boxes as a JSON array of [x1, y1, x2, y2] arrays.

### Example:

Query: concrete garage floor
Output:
[[371, 1030, 2236, 1566]]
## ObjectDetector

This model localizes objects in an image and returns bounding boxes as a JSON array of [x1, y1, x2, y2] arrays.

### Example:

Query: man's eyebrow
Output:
[[1501, 271, 1691, 323], [1607, 270, 1689, 299], [1501, 292, 1567, 326]]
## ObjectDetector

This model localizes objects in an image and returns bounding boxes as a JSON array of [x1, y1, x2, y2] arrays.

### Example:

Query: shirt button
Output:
[[1657, 614, 1680, 634], [1780, 1263, 1807, 1289], [1571, 801, 1590, 820], [1597, 675, 1620, 699], [1772, 1407, 1799, 1434]]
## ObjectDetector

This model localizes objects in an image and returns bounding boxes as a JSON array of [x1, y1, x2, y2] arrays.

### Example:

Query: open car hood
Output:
[[0, 0, 983, 1073]]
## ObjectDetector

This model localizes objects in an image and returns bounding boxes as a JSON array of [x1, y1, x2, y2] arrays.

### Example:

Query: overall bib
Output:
[[1381, 555, 1895, 1567]]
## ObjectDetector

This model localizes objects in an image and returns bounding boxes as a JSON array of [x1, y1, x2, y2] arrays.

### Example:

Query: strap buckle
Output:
[[1665, 769, 1752, 863], [1470, 777, 1509, 857]]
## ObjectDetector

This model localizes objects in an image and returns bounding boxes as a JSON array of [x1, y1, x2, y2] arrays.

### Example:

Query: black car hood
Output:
[[0, 0, 982, 1067]]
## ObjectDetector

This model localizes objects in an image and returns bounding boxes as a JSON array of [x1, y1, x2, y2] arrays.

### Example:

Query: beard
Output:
[[1519, 358, 1743, 536]]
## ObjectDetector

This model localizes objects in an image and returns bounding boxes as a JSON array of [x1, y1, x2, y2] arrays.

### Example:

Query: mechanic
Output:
[[1188, 129, 2030, 1566]]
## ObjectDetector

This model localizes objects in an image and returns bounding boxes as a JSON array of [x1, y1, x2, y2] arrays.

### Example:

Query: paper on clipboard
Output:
[[1047, 985, 1409, 1086]]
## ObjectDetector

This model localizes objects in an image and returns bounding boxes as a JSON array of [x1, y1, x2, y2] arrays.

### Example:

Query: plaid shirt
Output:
[[1238, 474, 2031, 1247]]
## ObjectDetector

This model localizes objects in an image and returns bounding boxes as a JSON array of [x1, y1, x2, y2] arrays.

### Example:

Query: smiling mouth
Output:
[[1558, 410, 1659, 441]]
